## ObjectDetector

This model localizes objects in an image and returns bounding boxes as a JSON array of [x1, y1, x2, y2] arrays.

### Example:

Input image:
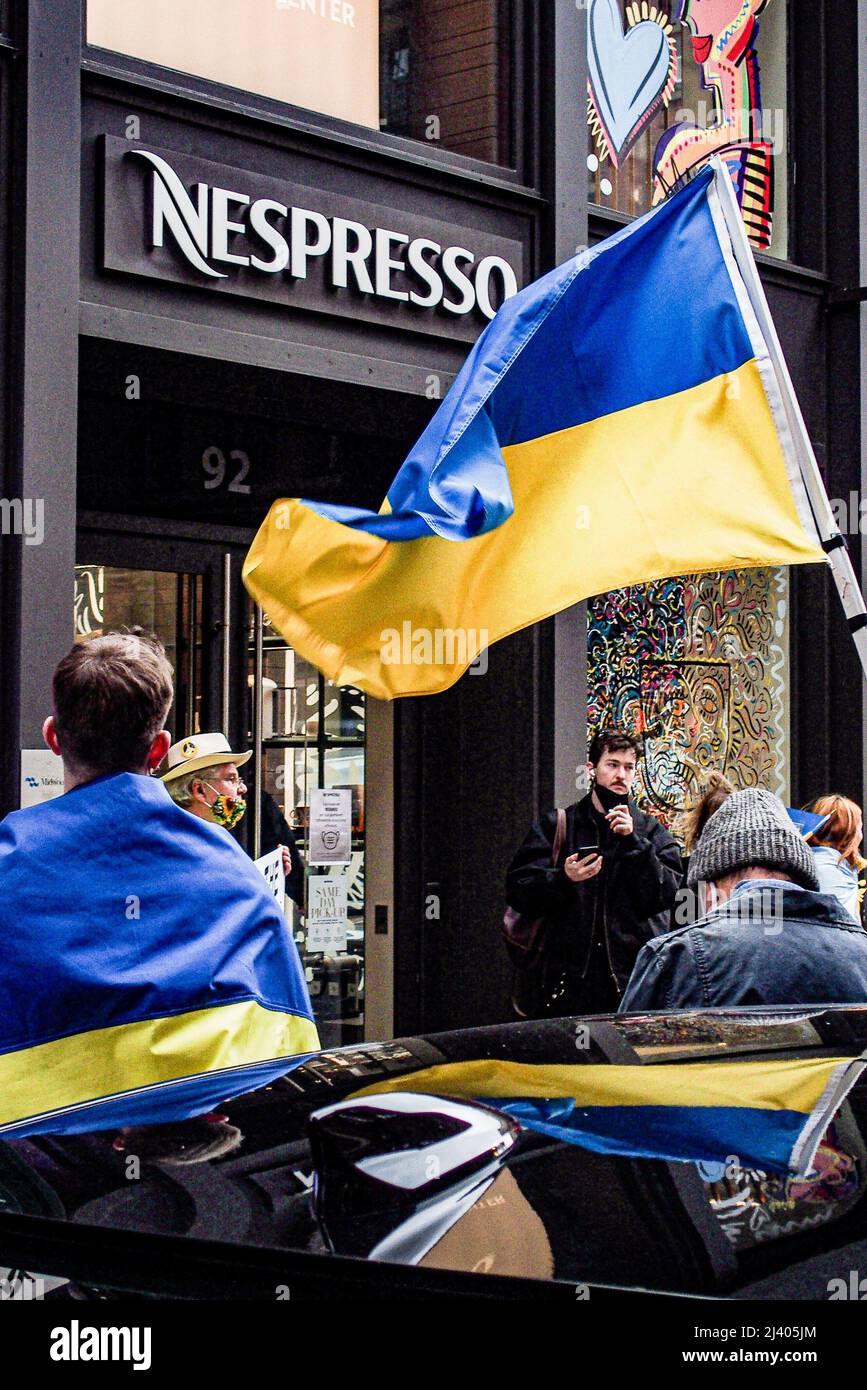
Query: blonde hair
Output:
[[803, 795, 865, 870], [678, 771, 736, 855]]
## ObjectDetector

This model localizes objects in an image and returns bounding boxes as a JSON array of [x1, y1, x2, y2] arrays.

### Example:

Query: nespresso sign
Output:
[[101, 137, 523, 341]]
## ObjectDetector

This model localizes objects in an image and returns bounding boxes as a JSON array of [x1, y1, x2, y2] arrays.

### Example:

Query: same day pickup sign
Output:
[[307, 788, 351, 950], [307, 875, 348, 953]]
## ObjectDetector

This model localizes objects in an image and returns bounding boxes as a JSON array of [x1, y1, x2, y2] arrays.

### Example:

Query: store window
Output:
[[587, 567, 790, 838], [379, 0, 513, 164], [87, 0, 514, 168], [586, 0, 788, 258], [249, 614, 366, 1048]]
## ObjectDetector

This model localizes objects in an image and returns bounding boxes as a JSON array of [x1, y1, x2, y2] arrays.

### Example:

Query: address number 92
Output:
[[202, 446, 252, 494]]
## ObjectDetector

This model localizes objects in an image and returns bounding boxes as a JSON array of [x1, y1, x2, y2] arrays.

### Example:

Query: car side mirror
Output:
[[309, 1091, 519, 1262]]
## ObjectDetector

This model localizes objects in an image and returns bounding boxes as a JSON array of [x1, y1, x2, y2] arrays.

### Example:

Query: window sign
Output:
[[308, 787, 352, 865], [20, 750, 64, 809], [74, 565, 105, 640], [308, 875, 349, 953], [88, 0, 380, 129]]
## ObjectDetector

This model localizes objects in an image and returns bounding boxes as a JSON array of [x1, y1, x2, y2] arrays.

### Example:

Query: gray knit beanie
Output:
[[687, 788, 820, 891]]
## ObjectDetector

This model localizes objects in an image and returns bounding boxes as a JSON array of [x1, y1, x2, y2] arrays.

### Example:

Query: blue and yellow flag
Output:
[[0, 773, 319, 1138], [349, 1054, 867, 1177], [787, 808, 832, 840], [243, 162, 824, 698]]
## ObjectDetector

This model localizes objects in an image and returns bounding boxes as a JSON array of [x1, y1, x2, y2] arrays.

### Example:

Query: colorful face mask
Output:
[[203, 781, 247, 829]]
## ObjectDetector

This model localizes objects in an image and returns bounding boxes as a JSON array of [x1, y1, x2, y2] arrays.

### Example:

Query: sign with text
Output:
[[254, 848, 285, 912], [88, 0, 379, 129], [308, 787, 352, 865], [307, 874, 348, 952], [20, 750, 64, 809], [101, 137, 523, 343]]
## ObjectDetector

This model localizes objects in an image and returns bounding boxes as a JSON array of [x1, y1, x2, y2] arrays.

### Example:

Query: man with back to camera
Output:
[[506, 728, 683, 1015], [620, 787, 867, 1010], [0, 629, 318, 1158]]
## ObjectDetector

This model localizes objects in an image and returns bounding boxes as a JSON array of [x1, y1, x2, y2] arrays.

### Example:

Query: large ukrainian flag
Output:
[[243, 162, 824, 698], [0, 773, 320, 1139]]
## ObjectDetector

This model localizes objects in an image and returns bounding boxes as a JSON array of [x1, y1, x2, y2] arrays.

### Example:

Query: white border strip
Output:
[[789, 1051, 867, 1176], [705, 164, 821, 549], [708, 158, 867, 676]]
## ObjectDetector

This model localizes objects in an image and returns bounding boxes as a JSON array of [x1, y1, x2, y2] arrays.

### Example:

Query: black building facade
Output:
[[0, 0, 865, 1041]]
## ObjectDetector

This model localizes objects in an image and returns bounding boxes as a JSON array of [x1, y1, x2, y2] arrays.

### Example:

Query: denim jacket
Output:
[[810, 845, 861, 924], [619, 882, 867, 1011]]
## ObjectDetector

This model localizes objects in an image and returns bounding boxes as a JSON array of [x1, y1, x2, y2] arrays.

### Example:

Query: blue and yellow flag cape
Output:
[[0, 773, 319, 1138], [349, 1054, 867, 1177], [243, 162, 824, 698]]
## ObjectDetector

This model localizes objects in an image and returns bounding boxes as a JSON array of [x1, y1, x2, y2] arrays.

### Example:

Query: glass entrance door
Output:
[[74, 524, 387, 1051], [75, 522, 250, 760], [247, 606, 367, 1049], [74, 564, 204, 742]]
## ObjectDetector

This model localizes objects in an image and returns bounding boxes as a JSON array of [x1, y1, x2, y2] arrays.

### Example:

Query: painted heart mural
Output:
[[587, 0, 678, 169]]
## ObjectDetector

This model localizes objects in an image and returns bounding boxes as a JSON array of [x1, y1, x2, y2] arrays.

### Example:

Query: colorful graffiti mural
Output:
[[587, 568, 789, 832], [587, 0, 777, 250]]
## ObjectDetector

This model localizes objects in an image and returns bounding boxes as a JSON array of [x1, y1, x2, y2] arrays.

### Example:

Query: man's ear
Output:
[[146, 729, 171, 774], [190, 777, 209, 804], [43, 716, 62, 758]]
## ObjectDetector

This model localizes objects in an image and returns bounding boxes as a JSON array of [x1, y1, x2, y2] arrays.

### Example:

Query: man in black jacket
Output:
[[506, 729, 682, 1015]]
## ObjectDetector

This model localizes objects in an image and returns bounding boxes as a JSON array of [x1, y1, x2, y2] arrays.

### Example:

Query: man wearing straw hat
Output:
[[160, 733, 252, 833], [161, 734, 299, 891]]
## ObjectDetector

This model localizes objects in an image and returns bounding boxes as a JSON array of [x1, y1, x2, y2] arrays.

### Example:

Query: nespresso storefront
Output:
[[1, 1, 865, 1041], [73, 0, 539, 1050]]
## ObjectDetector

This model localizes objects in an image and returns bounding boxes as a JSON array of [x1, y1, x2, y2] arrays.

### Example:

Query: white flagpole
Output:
[[709, 157, 867, 683]]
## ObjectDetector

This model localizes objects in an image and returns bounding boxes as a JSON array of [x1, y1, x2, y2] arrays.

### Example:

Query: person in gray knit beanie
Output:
[[687, 788, 820, 893], [619, 788, 867, 1011]]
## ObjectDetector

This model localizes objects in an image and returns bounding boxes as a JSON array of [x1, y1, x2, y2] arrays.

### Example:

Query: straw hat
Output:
[[159, 733, 252, 785]]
